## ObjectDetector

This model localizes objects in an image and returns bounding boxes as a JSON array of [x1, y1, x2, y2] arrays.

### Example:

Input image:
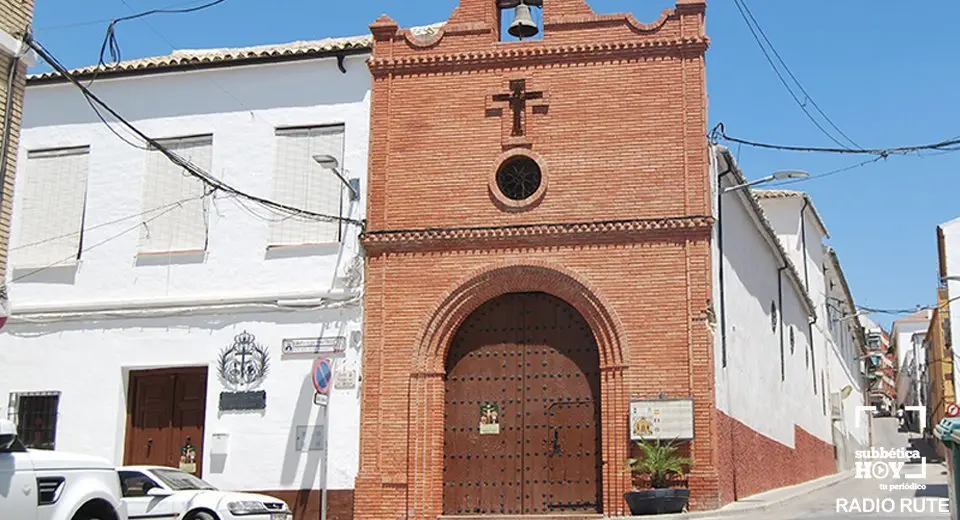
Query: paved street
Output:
[[725, 417, 951, 519]]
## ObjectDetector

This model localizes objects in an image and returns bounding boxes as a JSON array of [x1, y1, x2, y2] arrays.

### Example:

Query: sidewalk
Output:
[[610, 470, 854, 520]]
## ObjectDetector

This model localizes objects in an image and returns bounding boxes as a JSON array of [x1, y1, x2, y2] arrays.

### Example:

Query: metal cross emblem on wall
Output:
[[492, 79, 546, 137]]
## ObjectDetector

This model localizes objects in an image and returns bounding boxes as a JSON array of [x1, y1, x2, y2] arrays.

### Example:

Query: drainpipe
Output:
[[717, 160, 736, 499], [718, 167, 731, 368], [800, 198, 811, 291], [778, 266, 787, 381], [800, 198, 818, 392]]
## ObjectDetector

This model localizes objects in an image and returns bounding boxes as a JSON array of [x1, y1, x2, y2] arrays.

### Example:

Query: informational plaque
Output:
[[630, 399, 694, 441]]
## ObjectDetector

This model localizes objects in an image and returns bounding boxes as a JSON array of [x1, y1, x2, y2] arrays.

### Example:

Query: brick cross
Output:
[[492, 79, 546, 137]]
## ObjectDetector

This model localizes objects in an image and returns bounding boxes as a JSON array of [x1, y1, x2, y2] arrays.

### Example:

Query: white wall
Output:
[[713, 153, 831, 449], [0, 54, 371, 494], [10, 55, 370, 303], [758, 194, 870, 455], [0, 312, 362, 492]]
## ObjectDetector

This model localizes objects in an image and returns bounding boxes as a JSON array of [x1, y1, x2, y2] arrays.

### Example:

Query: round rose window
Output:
[[495, 156, 542, 201]]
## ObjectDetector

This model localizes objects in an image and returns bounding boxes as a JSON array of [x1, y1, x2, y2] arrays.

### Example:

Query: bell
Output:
[[508, 4, 539, 39]]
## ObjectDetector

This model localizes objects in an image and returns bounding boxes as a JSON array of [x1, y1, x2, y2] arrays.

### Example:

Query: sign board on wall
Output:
[[281, 337, 346, 359], [629, 399, 694, 441]]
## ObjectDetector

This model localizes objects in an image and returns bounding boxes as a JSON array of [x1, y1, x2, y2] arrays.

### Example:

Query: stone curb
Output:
[[610, 470, 855, 520]]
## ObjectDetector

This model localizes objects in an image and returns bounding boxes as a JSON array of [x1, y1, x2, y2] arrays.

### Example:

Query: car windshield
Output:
[[150, 468, 217, 491]]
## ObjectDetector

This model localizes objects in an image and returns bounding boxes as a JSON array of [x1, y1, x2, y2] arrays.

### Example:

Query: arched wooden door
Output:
[[443, 292, 602, 515]]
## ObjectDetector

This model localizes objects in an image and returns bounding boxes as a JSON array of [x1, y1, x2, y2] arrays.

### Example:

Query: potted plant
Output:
[[624, 439, 692, 515]]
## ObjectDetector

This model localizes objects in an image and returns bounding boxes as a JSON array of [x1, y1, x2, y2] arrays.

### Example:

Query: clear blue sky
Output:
[[28, 0, 960, 330]]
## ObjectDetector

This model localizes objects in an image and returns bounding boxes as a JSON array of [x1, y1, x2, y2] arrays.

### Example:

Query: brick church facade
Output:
[[355, 0, 717, 517]]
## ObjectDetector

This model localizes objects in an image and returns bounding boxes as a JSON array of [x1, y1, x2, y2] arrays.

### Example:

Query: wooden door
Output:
[[125, 368, 208, 475], [443, 292, 601, 515]]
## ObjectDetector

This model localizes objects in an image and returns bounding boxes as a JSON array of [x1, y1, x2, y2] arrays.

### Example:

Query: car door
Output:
[[0, 448, 37, 520], [118, 470, 177, 520]]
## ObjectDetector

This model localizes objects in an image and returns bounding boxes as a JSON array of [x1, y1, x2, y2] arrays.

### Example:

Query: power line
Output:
[[97, 0, 227, 69], [711, 122, 960, 157], [769, 156, 884, 187], [11, 195, 200, 252], [110, 0, 270, 125], [731, 0, 854, 149], [734, 0, 860, 149], [24, 35, 363, 228], [35, 0, 216, 31], [857, 295, 960, 317], [12, 199, 191, 283]]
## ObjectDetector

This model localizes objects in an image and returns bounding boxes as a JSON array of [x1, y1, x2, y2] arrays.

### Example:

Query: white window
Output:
[[269, 125, 345, 247], [138, 135, 212, 255], [14, 146, 90, 269]]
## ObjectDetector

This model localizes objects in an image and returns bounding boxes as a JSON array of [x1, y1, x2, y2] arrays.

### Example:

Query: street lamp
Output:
[[723, 170, 810, 193], [312, 154, 360, 201]]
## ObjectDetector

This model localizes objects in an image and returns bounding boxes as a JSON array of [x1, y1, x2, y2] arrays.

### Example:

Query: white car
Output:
[[116, 465, 292, 520], [0, 419, 128, 520]]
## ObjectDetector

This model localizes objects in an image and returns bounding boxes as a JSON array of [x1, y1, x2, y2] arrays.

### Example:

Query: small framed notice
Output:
[[630, 399, 694, 441], [479, 402, 501, 435]]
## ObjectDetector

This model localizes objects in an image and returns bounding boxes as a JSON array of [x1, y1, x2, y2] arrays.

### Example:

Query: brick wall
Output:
[[0, 0, 33, 280], [356, 0, 712, 517]]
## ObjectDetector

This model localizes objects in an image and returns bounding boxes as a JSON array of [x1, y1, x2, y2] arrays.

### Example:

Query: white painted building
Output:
[[708, 145, 871, 503], [752, 188, 870, 471], [711, 146, 837, 501], [0, 30, 400, 518], [891, 310, 932, 415]]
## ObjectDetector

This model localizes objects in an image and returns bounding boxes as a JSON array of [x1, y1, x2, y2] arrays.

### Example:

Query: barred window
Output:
[[8, 392, 61, 450]]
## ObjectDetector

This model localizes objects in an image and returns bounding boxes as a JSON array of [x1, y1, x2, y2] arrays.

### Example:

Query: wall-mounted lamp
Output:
[[313, 154, 360, 201], [723, 170, 810, 193]]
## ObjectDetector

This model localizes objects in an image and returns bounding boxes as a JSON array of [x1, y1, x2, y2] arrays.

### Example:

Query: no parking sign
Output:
[[313, 358, 334, 397], [947, 403, 960, 418]]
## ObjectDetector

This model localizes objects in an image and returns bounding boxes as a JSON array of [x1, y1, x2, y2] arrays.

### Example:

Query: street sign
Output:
[[947, 403, 960, 418], [313, 358, 334, 396]]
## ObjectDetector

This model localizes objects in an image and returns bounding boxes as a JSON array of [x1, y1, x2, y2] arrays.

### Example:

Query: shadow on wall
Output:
[[281, 374, 321, 487], [23, 57, 370, 128]]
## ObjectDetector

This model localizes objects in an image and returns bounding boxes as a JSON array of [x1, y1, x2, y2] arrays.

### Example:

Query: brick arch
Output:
[[413, 260, 627, 375], [406, 260, 632, 518]]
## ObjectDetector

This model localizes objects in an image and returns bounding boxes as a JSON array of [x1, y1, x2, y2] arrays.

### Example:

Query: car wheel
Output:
[[189, 512, 217, 520]]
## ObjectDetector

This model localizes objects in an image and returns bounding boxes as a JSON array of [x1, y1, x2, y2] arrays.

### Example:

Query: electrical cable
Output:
[[11, 195, 200, 252], [711, 122, 960, 157], [731, 0, 852, 149], [11, 198, 190, 283], [734, 0, 860, 149], [98, 0, 227, 68], [856, 294, 960, 317], [110, 0, 273, 126], [768, 157, 884, 187], [35, 0, 219, 32], [25, 36, 363, 227]]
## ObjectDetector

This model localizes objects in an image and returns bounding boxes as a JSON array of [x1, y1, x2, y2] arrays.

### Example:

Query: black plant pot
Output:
[[624, 488, 690, 515]]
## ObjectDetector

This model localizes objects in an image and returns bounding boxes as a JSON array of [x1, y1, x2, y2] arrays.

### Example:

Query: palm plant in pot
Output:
[[624, 439, 692, 515]]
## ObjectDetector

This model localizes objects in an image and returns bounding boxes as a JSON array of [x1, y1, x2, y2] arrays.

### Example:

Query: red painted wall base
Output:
[[716, 410, 836, 505]]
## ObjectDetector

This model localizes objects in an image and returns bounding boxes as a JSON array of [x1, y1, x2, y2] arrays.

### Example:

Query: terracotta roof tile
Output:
[[28, 22, 444, 82]]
